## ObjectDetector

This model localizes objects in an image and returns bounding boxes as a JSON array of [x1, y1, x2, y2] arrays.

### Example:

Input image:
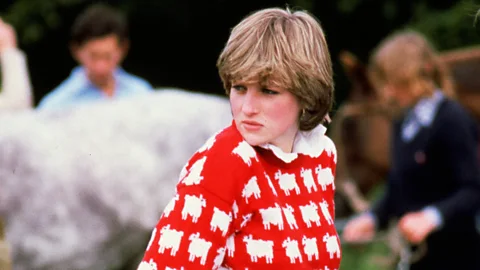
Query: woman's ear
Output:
[[324, 114, 331, 124]]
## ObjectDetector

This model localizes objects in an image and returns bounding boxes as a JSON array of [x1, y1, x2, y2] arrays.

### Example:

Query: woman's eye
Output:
[[262, 88, 278, 95], [232, 85, 246, 92]]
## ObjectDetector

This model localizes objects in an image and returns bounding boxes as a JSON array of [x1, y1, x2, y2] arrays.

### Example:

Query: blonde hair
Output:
[[368, 30, 454, 100], [217, 7, 334, 131]]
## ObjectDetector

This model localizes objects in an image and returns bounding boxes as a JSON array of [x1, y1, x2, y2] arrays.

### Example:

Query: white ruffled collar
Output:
[[259, 124, 328, 163]]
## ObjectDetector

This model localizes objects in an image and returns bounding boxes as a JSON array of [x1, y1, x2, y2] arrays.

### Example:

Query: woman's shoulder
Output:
[[322, 134, 337, 162], [438, 98, 470, 117], [436, 98, 477, 127], [196, 124, 251, 159], [177, 124, 257, 202], [431, 98, 478, 145], [183, 123, 258, 177]]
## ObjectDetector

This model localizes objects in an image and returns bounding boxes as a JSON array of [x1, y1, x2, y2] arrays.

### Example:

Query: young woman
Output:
[[136, 7, 341, 270], [343, 30, 480, 269]]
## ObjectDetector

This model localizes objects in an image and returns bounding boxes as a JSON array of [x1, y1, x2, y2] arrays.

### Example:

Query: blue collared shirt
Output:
[[401, 90, 445, 142], [37, 66, 153, 110]]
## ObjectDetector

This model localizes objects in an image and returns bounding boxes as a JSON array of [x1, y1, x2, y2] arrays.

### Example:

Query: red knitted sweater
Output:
[[138, 122, 341, 270]]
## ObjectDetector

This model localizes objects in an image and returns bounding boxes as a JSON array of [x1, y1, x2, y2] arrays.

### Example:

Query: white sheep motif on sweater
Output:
[[323, 233, 340, 259], [302, 236, 319, 261], [259, 203, 284, 230], [282, 237, 303, 263], [274, 170, 300, 196], [226, 235, 235, 257], [158, 225, 184, 256], [213, 247, 226, 268], [299, 201, 321, 227], [243, 235, 274, 264], [163, 194, 179, 218], [188, 233, 213, 265], [300, 167, 317, 193], [315, 165, 334, 191], [137, 259, 158, 270], [319, 200, 334, 225], [182, 194, 206, 223], [232, 141, 258, 166], [241, 176, 261, 203], [210, 207, 232, 236], [182, 156, 207, 186]]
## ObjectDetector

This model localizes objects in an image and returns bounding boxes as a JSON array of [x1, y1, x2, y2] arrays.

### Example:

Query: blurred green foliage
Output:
[[0, 0, 203, 45], [1, 0, 478, 105], [2, 0, 480, 49], [341, 241, 393, 270], [1, 0, 83, 44], [408, 0, 480, 50], [334, 0, 480, 51]]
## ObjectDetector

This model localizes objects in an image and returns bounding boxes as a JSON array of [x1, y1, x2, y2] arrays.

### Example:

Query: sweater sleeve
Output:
[[137, 139, 251, 270], [325, 136, 338, 222], [431, 105, 480, 224]]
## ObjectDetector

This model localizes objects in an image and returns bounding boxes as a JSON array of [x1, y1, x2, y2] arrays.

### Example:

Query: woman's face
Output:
[[381, 82, 419, 111], [229, 81, 301, 153]]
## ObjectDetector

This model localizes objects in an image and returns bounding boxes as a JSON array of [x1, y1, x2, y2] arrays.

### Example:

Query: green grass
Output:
[[340, 240, 393, 270]]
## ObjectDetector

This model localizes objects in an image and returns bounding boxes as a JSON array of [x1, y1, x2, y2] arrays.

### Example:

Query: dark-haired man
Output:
[[38, 3, 152, 109]]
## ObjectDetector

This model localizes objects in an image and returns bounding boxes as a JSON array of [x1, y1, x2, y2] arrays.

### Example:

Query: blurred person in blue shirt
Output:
[[37, 3, 152, 110]]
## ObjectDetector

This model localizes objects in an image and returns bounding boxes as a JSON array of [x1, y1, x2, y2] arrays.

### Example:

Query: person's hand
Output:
[[342, 213, 376, 243], [398, 211, 437, 244], [0, 18, 17, 53]]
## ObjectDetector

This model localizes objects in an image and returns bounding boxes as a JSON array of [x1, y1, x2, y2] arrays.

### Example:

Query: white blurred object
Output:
[[0, 89, 231, 270], [0, 18, 33, 111]]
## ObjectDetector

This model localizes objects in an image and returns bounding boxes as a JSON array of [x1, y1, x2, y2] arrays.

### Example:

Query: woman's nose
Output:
[[242, 90, 259, 115]]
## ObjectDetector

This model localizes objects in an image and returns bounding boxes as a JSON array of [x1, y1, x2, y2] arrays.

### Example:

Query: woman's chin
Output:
[[239, 133, 265, 147]]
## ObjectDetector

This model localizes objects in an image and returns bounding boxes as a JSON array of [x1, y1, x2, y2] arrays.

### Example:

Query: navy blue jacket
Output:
[[373, 97, 480, 269]]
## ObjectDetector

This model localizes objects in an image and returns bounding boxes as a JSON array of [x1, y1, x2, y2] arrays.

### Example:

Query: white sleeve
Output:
[[0, 48, 33, 110]]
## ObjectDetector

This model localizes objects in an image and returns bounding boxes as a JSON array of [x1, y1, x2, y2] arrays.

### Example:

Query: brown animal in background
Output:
[[332, 47, 480, 219]]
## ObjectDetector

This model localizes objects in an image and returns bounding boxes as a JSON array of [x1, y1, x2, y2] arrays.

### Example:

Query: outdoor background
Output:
[[1, 0, 480, 269], [2, 0, 480, 107]]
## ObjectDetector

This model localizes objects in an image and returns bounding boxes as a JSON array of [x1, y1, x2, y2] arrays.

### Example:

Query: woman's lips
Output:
[[242, 120, 263, 131]]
